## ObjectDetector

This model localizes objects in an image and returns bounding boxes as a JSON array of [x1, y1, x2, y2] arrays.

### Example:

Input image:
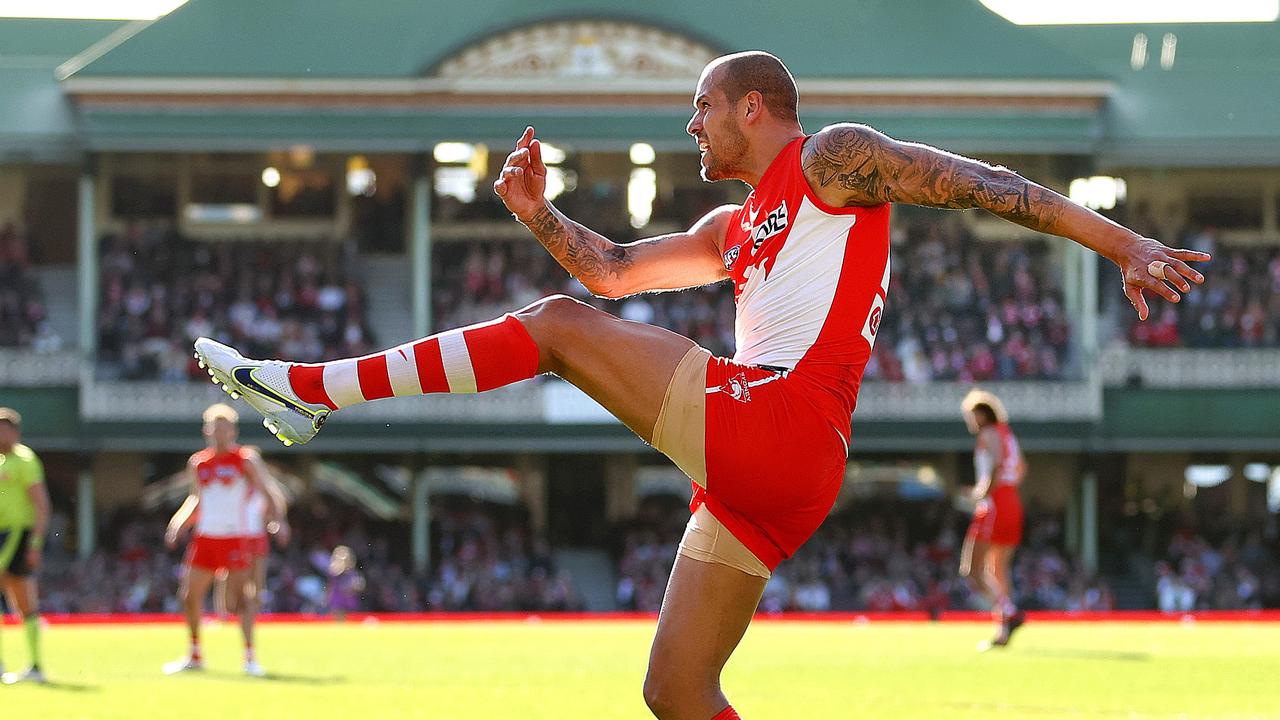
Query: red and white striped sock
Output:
[[287, 314, 540, 410]]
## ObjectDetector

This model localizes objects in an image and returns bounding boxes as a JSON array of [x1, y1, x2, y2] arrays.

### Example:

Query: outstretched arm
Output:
[[801, 124, 1211, 320], [165, 462, 200, 548], [495, 127, 732, 299]]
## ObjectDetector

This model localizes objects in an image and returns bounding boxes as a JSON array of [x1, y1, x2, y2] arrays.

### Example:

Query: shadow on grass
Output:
[[19, 680, 100, 692], [941, 701, 1078, 716], [199, 669, 347, 685], [1022, 648, 1151, 662]]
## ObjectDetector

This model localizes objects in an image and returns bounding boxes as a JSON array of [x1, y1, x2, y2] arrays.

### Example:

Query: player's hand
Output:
[[1116, 237, 1210, 321], [25, 546, 41, 571], [493, 126, 549, 223]]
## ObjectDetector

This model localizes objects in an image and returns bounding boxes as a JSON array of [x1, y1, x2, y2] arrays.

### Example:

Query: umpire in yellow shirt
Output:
[[0, 408, 49, 684]]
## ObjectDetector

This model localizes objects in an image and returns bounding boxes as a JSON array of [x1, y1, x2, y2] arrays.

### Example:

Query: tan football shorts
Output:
[[652, 345, 771, 579]]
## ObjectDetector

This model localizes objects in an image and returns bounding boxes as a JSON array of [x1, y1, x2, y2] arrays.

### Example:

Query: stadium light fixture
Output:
[[433, 142, 474, 165], [630, 143, 656, 166], [346, 156, 376, 197], [539, 143, 567, 165], [1185, 464, 1232, 487], [1244, 463, 1272, 482], [980, 0, 1279, 24], [260, 167, 281, 189], [628, 168, 657, 229], [0, 0, 188, 20], [546, 168, 575, 201], [1069, 176, 1126, 210]]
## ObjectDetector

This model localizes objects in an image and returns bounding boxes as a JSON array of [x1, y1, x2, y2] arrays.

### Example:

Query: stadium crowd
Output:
[[35, 495, 1280, 615], [1127, 228, 1280, 348], [0, 223, 56, 350], [38, 499, 583, 615], [1155, 526, 1279, 612], [613, 496, 1113, 614], [90, 208, 1074, 382], [432, 215, 1073, 381], [96, 224, 374, 381]]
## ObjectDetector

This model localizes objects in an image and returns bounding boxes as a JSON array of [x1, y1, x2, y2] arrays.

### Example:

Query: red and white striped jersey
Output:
[[243, 487, 268, 537], [190, 445, 254, 538], [992, 422, 1024, 488], [721, 136, 891, 416]]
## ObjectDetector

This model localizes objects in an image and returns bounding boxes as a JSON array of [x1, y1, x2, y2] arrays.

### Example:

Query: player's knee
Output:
[[642, 674, 677, 718], [642, 669, 715, 719], [515, 295, 600, 369], [518, 294, 592, 330]]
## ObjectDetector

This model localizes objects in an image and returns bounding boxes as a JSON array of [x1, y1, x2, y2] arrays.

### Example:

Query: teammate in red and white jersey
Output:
[[164, 404, 282, 677], [959, 389, 1026, 648], [216, 457, 290, 665], [195, 52, 1209, 718]]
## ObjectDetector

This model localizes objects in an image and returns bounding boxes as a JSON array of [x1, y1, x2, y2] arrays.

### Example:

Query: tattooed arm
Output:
[[495, 127, 731, 298], [800, 123, 1211, 319], [518, 202, 733, 298]]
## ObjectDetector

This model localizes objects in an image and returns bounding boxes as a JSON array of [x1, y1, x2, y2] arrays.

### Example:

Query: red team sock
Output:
[[288, 314, 540, 410], [190, 631, 202, 661], [711, 707, 741, 720]]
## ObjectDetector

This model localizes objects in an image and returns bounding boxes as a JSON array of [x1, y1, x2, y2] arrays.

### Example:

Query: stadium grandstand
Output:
[[0, 1, 1278, 716]]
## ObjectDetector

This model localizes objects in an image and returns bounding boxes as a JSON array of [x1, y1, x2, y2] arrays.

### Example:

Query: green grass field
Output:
[[3, 619, 1278, 719]]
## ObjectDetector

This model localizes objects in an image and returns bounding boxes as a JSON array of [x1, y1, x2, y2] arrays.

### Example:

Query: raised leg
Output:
[[515, 296, 697, 442]]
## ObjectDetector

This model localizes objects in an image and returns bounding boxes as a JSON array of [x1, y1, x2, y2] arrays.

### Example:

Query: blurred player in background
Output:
[[196, 51, 1208, 719], [326, 545, 363, 622], [0, 408, 49, 684], [959, 390, 1026, 648], [214, 463, 289, 650], [164, 404, 282, 676]]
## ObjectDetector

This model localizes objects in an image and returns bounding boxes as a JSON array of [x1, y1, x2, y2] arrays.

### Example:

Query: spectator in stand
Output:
[[0, 223, 53, 349], [614, 498, 1104, 614], [430, 216, 1073, 381], [97, 225, 373, 381], [1129, 237, 1280, 348]]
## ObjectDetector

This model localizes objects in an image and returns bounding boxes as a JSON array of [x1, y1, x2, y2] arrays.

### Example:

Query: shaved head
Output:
[[704, 51, 799, 124]]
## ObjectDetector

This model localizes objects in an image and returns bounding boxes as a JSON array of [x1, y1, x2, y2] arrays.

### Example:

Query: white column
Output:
[[411, 466, 430, 575], [1081, 471, 1098, 574], [1080, 242, 1100, 367], [410, 157, 432, 338], [77, 468, 95, 560], [77, 164, 97, 357]]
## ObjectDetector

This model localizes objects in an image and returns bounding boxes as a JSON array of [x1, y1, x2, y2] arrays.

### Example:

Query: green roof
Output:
[[71, 0, 1101, 80], [0, 18, 127, 59], [1031, 22, 1280, 164], [6, 3, 1280, 164], [0, 19, 128, 161]]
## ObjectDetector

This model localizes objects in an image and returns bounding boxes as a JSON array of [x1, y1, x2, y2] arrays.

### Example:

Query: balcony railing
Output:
[[0, 349, 79, 387]]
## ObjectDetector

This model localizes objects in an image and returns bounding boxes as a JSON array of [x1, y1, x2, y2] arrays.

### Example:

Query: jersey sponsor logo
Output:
[[199, 463, 242, 487], [722, 245, 740, 269], [861, 293, 885, 348], [751, 200, 788, 249]]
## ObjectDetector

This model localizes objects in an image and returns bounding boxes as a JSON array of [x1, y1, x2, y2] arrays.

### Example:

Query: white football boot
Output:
[[1, 666, 46, 684], [243, 659, 267, 677], [162, 656, 204, 675], [193, 337, 331, 446]]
